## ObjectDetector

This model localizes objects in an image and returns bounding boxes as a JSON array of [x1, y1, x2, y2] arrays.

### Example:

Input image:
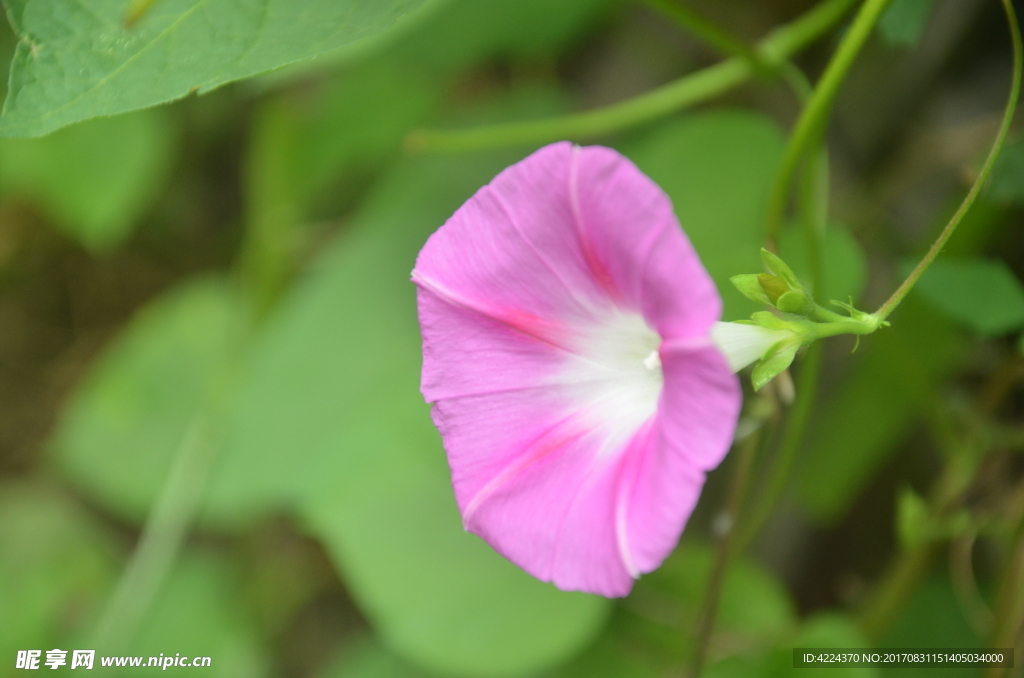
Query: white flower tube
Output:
[[710, 321, 796, 373]]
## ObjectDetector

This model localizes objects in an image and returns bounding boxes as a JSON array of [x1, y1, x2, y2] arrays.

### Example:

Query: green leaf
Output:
[[0, 0, 440, 137], [305, 469, 609, 678], [705, 613, 877, 678], [878, 0, 936, 48], [120, 550, 270, 676], [0, 109, 174, 251], [626, 111, 786, 321], [0, 481, 119, 660], [631, 541, 796, 644], [317, 636, 434, 678], [544, 628, 660, 678], [767, 614, 879, 678], [50, 277, 248, 523], [905, 257, 1024, 337], [777, 224, 867, 305], [988, 139, 1024, 204], [880, 576, 981, 663], [799, 298, 964, 521]]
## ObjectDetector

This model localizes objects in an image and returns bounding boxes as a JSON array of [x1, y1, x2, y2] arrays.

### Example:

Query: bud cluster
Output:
[[727, 249, 886, 391]]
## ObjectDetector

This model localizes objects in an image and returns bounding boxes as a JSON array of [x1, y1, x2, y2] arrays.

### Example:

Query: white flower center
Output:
[[642, 350, 661, 371], [558, 310, 663, 457]]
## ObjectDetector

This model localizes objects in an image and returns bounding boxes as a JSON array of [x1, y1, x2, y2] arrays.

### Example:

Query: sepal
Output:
[[730, 250, 816, 316], [760, 248, 804, 291], [730, 274, 772, 305], [751, 344, 798, 392]]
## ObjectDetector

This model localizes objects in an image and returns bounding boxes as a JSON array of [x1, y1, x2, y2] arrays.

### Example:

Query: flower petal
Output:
[[430, 389, 647, 597], [413, 142, 742, 597], [413, 142, 722, 352], [571, 144, 722, 339], [618, 345, 740, 573]]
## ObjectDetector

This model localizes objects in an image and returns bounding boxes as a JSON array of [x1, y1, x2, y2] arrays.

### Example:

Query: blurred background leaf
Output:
[[878, 0, 937, 48], [51, 277, 248, 524], [121, 550, 270, 677], [0, 109, 175, 252], [903, 257, 1024, 337], [305, 469, 609, 677], [0, 481, 119, 672], [317, 636, 435, 678], [877, 577, 981, 678], [766, 615, 878, 678], [987, 138, 1024, 204], [799, 299, 963, 522]]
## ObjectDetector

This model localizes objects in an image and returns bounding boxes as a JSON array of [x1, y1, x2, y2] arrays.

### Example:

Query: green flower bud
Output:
[[730, 274, 772, 305], [760, 248, 803, 290], [757, 273, 790, 304], [776, 289, 813, 314]]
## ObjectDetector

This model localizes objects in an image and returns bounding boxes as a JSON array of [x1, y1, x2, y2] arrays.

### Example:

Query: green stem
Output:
[[405, 0, 857, 153], [812, 316, 881, 338], [687, 427, 760, 678], [735, 343, 822, 552], [858, 541, 940, 642], [796, 142, 829, 288], [765, 0, 894, 241], [987, 501, 1024, 678], [875, 0, 1022, 322], [91, 416, 215, 652], [859, 423, 982, 641], [988, 542, 1024, 663]]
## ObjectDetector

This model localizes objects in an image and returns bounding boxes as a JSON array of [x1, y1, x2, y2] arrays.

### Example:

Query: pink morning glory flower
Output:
[[413, 142, 763, 597]]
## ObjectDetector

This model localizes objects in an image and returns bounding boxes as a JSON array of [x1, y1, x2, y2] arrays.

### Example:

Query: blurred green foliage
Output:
[[988, 138, 1024, 204], [800, 298, 963, 521], [1, 0, 1023, 676], [125, 551, 270, 677], [0, 482, 119, 665], [906, 258, 1024, 337], [878, 0, 936, 48], [52, 277, 248, 524], [0, 110, 175, 252]]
